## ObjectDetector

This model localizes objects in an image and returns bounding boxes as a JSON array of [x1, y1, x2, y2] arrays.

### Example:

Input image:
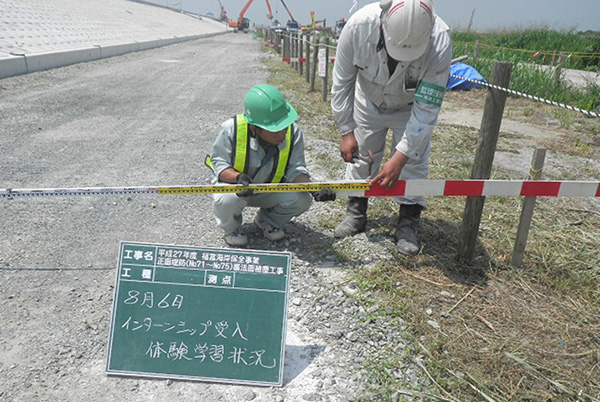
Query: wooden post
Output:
[[322, 35, 330, 102], [551, 49, 557, 66], [553, 51, 565, 83], [455, 62, 513, 264], [295, 33, 300, 71], [299, 33, 304, 76], [293, 33, 298, 70], [511, 148, 546, 268], [310, 36, 319, 92], [283, 34, 289, 62], [305, 35, 311, 83], [289, 33, 293, 68]]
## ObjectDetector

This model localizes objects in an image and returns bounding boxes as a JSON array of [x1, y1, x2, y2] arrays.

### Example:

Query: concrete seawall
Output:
[[0, 0, 229, 79]]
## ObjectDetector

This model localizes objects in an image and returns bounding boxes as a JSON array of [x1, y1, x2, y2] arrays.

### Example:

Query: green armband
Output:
[[414, 81, 446, 107]]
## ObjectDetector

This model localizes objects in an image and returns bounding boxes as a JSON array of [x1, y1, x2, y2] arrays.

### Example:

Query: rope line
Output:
[[265, 33, 337, 50], [450, 74, 600, 118], [454, 41, 600, 59]]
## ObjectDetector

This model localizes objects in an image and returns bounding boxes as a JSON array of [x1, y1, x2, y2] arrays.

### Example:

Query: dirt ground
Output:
[[441, 89, 600, 181]]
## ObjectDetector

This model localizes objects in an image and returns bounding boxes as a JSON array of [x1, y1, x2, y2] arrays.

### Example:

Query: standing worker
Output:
[[331, 0, 452, 255], [206, 84, 335, 247]]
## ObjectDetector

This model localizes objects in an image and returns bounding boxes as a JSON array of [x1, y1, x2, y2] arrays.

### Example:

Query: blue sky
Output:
[[165, 0, 599, 32]]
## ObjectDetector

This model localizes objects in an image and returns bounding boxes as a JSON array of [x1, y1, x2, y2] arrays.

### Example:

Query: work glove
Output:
[[236, 173, 254, 197], [310, 187, 336, 202]]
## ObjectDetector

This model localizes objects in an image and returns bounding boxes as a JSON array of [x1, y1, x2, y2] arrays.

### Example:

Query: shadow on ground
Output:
[[283, 344, 326, 386], [365, 215, 492, 286]]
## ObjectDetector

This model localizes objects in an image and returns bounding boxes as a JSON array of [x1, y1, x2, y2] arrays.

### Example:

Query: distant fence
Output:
[[258, 28, 337, 102]]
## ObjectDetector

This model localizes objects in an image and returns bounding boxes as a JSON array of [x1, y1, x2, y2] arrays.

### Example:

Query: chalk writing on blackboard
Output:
[[106, 241, 291, 386]]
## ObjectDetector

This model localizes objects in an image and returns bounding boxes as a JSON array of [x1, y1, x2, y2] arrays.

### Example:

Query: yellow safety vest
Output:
[[205, 114, 292, 183]]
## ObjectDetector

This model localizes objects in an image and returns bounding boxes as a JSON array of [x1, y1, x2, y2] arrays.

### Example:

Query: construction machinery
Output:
[[217, 0, 228, 22], [278, 0, 298, 31], [334, 18, 346, 38], [308, 11, 326, 31], [229, 0, 274, 32]]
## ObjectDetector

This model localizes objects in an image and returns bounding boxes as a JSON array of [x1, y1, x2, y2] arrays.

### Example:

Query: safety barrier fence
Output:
[[258, 29, 337, 101]]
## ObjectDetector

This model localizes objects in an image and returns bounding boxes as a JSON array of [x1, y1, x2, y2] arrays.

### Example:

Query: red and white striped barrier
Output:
[[365, 180, 600, 197], [281, 57, 307, 63]]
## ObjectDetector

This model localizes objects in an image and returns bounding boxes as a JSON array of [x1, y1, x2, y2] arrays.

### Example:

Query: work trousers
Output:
[[347, 98, 430, 208], [213, 192, 312, 233]]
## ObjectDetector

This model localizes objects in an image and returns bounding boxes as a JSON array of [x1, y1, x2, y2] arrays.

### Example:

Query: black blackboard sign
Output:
[[106, 241, 291, 386]]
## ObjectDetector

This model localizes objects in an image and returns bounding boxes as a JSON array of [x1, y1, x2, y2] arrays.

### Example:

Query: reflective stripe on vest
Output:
[[271, 127, 292, 183], [234, 114, 292, 184], [233, 114, 250, 174]]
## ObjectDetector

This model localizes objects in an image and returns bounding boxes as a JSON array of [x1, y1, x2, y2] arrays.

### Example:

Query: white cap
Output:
[[380, 0, 435, 61]]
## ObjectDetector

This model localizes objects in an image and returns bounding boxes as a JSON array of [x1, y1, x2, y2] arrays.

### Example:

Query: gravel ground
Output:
[[4, 27, 597, 402], [0, 33, 427, 402]]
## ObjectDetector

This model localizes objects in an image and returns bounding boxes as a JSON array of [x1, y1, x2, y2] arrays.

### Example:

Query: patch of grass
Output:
[[260, 42, 600, 401], [453, 29, 600, 72], [453, 47, 600, 113]]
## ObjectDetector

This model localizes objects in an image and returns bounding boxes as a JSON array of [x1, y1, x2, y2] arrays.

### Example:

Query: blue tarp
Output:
[[447, 62, 487, 90]]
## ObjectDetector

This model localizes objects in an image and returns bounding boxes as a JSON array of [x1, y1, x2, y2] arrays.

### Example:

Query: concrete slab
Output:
[[97, 42, 142, 59], [0, 53, 27, 78], [0, 0, 229, 78], [24, 47, 103, 73]]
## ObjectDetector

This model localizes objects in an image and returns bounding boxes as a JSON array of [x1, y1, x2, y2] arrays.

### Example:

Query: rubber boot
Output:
[[334, 197, 368, 238], [395, 204, 422, 256]]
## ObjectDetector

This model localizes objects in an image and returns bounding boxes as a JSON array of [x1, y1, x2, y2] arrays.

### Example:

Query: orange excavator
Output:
[[229, 0, 274, 32]]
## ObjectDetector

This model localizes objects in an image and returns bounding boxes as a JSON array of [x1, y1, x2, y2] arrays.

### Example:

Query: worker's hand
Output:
[[235, 173, 254, 197], [340, 132, 358, 163], [310, 188, 336, 202], [370, 152, 408, 190]]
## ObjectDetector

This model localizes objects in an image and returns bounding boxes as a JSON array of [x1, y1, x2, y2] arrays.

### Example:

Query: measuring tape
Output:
[[1, 180, 599, 199], [0, 181, 368, 199]]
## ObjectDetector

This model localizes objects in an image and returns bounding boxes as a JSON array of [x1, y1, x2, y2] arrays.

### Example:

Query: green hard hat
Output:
[[243, 84, 298, 131]]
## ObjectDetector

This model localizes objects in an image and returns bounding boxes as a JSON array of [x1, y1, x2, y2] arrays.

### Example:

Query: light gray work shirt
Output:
[[331, 2, 452, 160], [210, 118, 310, 184]]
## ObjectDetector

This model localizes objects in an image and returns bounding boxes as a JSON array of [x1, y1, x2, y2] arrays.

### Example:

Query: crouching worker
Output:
[[206, 84, 335, 247]]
